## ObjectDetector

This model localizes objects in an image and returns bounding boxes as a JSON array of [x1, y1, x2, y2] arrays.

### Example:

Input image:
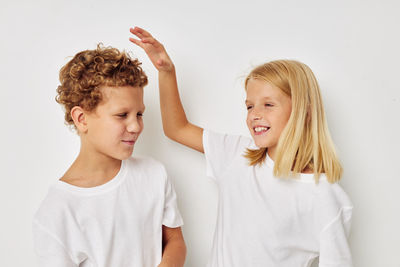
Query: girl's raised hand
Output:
[[129, 27, 174, 72]]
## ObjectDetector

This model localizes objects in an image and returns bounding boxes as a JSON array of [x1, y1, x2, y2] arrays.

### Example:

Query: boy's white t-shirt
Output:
[[33, 157, 183, 267], [203, 130, 353, 267]]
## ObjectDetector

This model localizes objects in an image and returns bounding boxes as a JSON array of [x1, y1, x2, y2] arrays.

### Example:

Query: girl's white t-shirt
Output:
[[33, 157, 183, 267], [203, 130, 353, 267]]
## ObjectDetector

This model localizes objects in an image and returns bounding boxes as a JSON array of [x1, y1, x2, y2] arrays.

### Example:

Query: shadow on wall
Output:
[[311, 257, 319, 267]]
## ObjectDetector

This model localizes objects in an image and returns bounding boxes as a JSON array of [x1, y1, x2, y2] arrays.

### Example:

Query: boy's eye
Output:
[[246, 105, 253, 110], [117, 113, 128, 118], [265, 103, 273, 107], [137, 112, 143, 118]]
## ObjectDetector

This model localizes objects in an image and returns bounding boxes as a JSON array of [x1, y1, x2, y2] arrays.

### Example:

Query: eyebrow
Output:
[[112, 106, 146, 113], [245, 97, 274, 104]]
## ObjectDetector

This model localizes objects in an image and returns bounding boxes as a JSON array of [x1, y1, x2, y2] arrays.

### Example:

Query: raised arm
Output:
[[129, 27, 204, 153]]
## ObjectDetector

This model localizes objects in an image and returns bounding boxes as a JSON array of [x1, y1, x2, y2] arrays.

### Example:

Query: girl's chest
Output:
[[218, 163, 317, 238]]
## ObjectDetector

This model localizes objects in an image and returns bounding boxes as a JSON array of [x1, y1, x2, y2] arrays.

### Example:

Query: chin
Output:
[[255, 143, 268, 149], [113, 150, 134, 161], [252, 138, 268, 149], [121, 152, 134, 160]]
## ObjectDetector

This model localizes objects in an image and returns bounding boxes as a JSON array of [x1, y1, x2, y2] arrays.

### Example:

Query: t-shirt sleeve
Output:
[[33, 220, 79, 267], [319, 207, 353, 267], [161, 167, 184, 228], [203, 129, 253, 179]]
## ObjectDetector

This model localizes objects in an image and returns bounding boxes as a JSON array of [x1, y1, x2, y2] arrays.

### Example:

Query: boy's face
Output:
[[83, 86, 145, 161], [245, 79, 292, 160]]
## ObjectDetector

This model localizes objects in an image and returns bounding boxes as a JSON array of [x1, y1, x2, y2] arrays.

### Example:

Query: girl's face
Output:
[[245, 78, 292, 160]]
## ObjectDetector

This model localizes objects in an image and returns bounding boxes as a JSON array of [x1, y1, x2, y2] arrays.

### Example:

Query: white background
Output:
[[1, 0, 399, 266]]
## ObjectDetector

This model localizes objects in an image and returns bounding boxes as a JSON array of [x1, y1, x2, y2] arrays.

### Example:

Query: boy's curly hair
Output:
[[56, 44, 148, 128]]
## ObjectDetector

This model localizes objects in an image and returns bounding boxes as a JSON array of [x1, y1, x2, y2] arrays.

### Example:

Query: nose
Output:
[[127, 118, 142, 133], [249, 106, 262, 121]]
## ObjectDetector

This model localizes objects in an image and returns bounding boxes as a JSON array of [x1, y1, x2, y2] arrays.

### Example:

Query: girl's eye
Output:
[[265, 103, 273, 107], [137, 112, 143, 118], [246, 106, 253, 110]]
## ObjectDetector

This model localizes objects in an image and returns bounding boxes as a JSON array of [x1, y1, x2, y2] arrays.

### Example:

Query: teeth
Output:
[[254, 127, 269, 132]]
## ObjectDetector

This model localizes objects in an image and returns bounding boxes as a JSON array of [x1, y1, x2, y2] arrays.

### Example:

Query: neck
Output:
[[268, 149, 314, 174], [267, 147, 276, 161], [60, 143, 122, 188], [75, 146, 121, 172]]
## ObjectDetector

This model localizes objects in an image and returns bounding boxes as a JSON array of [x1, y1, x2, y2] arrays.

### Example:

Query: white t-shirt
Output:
[[203, 130, 353, 267], [33, 157, 183, 267]]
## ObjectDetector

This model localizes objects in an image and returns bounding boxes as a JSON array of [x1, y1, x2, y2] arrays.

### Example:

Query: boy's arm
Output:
[[158, 226, 186, 267], [33, 221, 79, 267], [129, 27, 204, 153]]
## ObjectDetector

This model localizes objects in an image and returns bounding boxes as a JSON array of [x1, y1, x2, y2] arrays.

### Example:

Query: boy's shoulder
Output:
[[33, 156, 171, 233], [33, 182, 75, 233], [125, 155, 165, 168], [124, 156, 168, 180], [34, 157, 168, 217]]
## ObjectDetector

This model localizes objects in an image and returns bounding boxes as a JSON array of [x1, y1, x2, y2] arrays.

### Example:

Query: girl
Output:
[[129, 27, 353, 267]]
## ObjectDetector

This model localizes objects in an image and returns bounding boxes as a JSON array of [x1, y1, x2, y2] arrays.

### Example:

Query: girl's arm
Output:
[[129, 27, 204, 153], [319, 207, 353, 266], [158, 226, 186, 267]]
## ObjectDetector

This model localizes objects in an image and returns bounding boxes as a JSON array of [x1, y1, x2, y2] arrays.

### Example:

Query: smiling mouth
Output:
[[253, 126, 270, 135]]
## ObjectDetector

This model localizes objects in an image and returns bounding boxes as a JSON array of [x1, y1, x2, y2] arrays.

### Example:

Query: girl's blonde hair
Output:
[[244, 60, 342, 183]]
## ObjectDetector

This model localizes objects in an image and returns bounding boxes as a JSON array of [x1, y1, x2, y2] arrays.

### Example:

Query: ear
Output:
[[71, 106, 88, 133]]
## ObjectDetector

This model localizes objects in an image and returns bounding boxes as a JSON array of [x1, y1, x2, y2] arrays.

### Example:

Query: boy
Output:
[[33, 45, 186, 267]]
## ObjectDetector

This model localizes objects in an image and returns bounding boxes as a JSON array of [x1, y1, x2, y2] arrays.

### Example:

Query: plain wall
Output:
[[1, 0, 399, 266]]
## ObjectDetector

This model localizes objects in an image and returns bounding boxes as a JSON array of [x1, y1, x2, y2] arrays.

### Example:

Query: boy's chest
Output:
[[72, 183, 164, 244]]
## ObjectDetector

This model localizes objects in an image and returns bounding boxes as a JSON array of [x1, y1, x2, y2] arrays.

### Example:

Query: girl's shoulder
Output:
[[203, 129, 255, 152], [315, 180, 352, 206], [312, 180, 353, 227]]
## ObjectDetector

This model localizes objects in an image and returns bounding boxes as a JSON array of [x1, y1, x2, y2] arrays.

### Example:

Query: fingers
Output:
[[141, 37, 156, 44], [130, 26, 152, 39], [134, 26, 152, 38], [129, 36, 158, 48], [129, 36, 156, 45], [129, 37, 145, 49], [129, 27, 159, 47], [130, 27, 144, 39]]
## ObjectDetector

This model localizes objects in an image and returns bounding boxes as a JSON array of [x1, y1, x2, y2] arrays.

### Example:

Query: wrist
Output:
[[159, 63, 175, 74], [158, 256, 182, 267], [158, 263, 177, 267]]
